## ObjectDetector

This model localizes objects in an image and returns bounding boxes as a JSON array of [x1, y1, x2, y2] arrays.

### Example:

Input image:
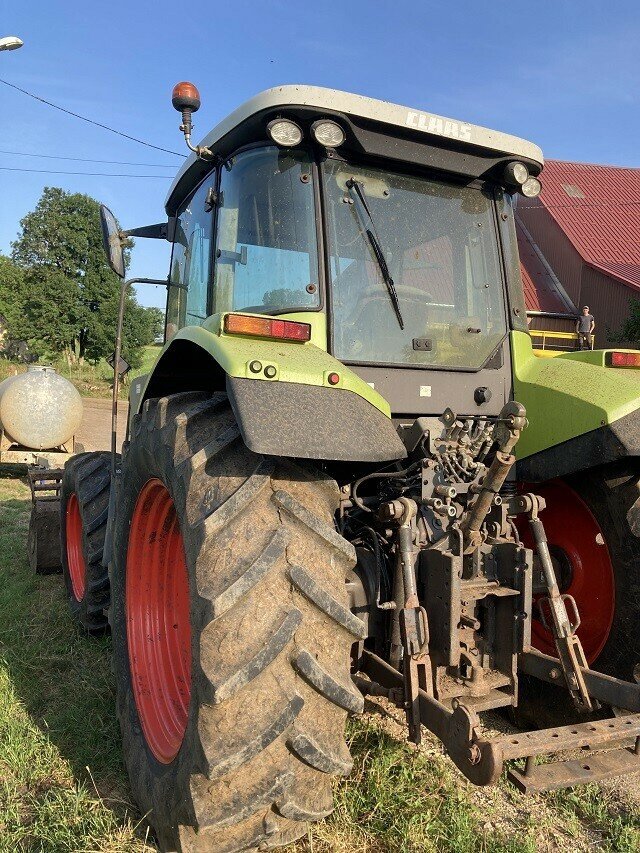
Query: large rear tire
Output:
[[60, 451, 112, 635], [522, 478, 616, 666], [517, 463, 640, 726], [567, 462, 640, 682], [111, 392, 364, 852]]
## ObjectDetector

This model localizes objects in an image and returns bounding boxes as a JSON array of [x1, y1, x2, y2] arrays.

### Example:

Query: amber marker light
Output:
[[171, 81, 201, 112], [223, 313, 311, 342], [606, 351, 640, 368]]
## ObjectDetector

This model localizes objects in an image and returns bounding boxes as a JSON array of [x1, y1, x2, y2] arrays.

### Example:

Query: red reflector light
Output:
[[606, 351, 640, 368], [223, 313, 311, 342], [327, 372, 340, 385]]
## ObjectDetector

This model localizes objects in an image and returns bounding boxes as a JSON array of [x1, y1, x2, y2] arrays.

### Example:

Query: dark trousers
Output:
[[578, 332, 593, 350]]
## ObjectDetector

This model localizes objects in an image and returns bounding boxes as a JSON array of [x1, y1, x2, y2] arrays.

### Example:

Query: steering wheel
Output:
[[347, 285, 434, 328], [338, 286, 437, 360]]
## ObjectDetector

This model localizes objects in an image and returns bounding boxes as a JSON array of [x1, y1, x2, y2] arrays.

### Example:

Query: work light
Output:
[[267, 118, 303, 147], [521, 177, 542, 198], [504, 161, 529, 186], [311, 119, 346, 148]]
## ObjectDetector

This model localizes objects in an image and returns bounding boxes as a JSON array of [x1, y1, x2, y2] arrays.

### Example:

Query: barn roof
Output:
[[516, 220, 576, 314], [521, 160, 640, 291]]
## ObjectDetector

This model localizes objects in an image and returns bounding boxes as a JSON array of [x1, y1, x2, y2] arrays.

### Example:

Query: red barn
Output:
[[517, 160, 640, 347]]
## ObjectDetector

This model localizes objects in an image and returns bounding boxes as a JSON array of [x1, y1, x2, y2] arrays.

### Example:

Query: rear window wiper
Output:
[[346, 178, 404, 330]]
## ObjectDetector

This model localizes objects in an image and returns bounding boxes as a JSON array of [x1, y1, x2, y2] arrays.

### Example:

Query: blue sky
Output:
[[1, 0, 639, 309]]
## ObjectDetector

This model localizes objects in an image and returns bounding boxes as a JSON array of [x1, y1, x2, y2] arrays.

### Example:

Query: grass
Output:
[[0, 345, 162, 400], [0, 469, 639, 851], [300, 719, 541, 853], [0, 470, 152, 851]]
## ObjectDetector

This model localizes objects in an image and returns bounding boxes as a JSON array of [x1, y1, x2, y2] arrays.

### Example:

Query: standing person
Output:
[[576, 306, 595, 350]]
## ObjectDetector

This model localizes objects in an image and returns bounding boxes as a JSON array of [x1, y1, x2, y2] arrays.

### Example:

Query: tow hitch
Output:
[[359, 648, 640, 792], [350, 401, 640, 793]]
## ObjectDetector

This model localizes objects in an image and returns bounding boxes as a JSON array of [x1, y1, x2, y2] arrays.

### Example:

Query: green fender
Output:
[[133, 312, 406, 463], [512, 331, 640, 480]]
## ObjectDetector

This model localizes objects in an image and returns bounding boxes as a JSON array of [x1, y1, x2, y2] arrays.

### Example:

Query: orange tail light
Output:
[[223, 313, 311, 343], [606, 351, 640, 368]]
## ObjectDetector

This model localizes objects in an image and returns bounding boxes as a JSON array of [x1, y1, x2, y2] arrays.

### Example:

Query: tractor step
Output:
[[502, 712, 640, 793], [508, 746, 640, 793]]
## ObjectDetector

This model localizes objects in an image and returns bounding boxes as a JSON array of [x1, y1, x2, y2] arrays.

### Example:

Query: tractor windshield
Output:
[[322, 159, 508, 369]]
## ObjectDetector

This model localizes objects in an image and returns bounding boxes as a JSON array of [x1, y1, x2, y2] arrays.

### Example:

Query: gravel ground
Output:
[[76, 397, 129, 453]]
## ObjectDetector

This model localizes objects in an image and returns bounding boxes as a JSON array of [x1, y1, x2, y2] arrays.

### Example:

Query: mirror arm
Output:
[[111, 277, 128, 482], [122, 223, 170, 240], [126, 277, 170, 288]]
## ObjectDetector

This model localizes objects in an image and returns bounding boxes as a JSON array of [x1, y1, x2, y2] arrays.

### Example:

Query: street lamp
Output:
[[0, 36, 23, 52]]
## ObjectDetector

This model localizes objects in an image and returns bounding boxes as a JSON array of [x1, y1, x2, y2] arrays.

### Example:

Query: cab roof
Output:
[[166, 85, 544, 214]]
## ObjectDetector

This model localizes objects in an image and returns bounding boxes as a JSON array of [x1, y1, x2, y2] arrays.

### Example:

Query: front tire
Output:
[[60, 451, 112, 635], [111, 392, 364, 852]]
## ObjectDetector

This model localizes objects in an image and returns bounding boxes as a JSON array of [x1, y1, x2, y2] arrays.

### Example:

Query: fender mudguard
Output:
[[226, 375, 406, 462], [139, 315, 407, 464], [512, 331, 640, 480]]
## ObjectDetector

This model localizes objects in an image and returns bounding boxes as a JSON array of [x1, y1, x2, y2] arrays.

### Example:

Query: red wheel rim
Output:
[[518, 480, 615, 664], [126, 478, 192, 764], [66, 493, 86, 601]]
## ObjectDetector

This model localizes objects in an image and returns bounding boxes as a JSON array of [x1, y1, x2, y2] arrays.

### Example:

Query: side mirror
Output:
[[99, 204, 125, 279]]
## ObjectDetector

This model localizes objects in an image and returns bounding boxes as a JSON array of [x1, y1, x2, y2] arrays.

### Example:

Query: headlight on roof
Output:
[[267, 118, 303, 147], [504, 161, 529, 186], [311, 119, 346, 148], [521, 176, 542, 198]]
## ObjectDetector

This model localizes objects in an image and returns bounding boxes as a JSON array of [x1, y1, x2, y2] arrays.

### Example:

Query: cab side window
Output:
[[166, 174, 216, 340], [212, 146, 319, 314]]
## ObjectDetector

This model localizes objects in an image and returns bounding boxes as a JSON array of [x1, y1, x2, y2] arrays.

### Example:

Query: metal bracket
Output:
[[359, 650, 503, 785], [538, 593, 581, 634], [399, 603, 433, 743], [525, 501, 593, 712]]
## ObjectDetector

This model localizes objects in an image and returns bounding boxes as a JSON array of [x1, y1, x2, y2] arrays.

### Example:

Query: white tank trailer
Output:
[[0, 366, 84, 574], [0, 365, 83, 453]]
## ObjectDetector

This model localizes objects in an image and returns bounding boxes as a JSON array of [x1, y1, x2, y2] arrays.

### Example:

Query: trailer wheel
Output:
[[525, 463, 640, 681], [111, 392, 363, 853], [60, 452, 112, 635]]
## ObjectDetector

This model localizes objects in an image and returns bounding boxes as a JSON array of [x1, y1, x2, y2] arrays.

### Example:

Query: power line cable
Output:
[[0, 77, 187, 158], [0, 148, 176, 167], [0, 166, 171, 178]]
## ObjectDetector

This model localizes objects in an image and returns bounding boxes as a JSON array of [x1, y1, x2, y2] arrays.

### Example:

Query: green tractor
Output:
[[53, 83, 640, 851]]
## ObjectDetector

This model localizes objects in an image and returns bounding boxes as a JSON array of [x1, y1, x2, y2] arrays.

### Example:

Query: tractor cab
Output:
[[163, 85, 543, 419]]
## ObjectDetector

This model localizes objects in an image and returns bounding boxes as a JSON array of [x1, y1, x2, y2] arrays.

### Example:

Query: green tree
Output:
[[10, 186, 142, 364], [0, 255, 26, 342], [120, 303, 163, 369], [617, 299, 640, 348], [144, 306, 165, 343]]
